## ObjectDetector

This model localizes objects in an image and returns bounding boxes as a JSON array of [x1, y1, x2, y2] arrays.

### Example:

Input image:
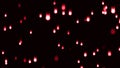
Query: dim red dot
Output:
[[110, 28, 116, 35], [54, 55, 59, 62], [20, 19, 23, 24], [23, 58, 27, 63], [23, 16, 27, 20]]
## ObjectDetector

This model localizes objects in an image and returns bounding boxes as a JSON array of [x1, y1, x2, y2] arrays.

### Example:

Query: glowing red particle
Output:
[[93, 51, 96, 56], [67, 30, 70, 35], [39, 13, 42, 18], [85, 16, 90, 22], [102, 1, 104, 5], [62, 11, 65, 15], [28, 59, 32, 64], [23, 58, 27, 63], [45, 13, 51, 21], [3, 26, 7, 31], [68, 9, 72, 16], [53, 1, 56, 5], [56, 25, 60, 30], [20, 19, 23, 24], [97, 64, 100, 67], [54, 8, 58, 14], [103, 5, 108, 10], [19, 39, 22, 45], [2, 50, 5, 55], [110, 28, 116, 35], [61, 46, 64, 50], [76, 19, 79, 24], [9, 25, 12, 30], [96, 48, 99, 52], [108, 50, 112, 56], [53, 29, 56, 34], [5, 59, 8, 65], [118, 47, 120, 51], [18, 3, 21, 8], [54, 55, 59, 62], [76, 40, 79, 45], [61, 4, 66, 11], [77, 59, 80, 64], [4, 13, 7, 18], [33, 56, 37, 62], [80, 42, 83, 46], [111, 6, 116, 14], [29, 30, 32, 35], [84, 52, 87, 57], [23, 16, 27, 20], [57, 42, 61, 47], [102, 10, 107, 15], [116, 25, 119, 30], [80, 65, 84, 68], [115, 14, 118, 19], [14, 56, 17, 60], [91, 11, 94, 15]]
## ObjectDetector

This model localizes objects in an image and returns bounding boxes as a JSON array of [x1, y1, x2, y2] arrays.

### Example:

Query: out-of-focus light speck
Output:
[[93, 51, 96, 56], [80, 42, 83, 46], [20, 19, 23, 24], [85, 16, 90, 22], [2, 50, 5, 55], [118, 47, 120, 51], [29, 30, 32, 34], [3, 26, 7, 31], [116, 25, 119, 30], [102, 10, 107, 15], [103, 5, 108, 10], [62, 11, 65, 15], [53, 29, 56, 34], [19, 39, 22, 45], [9, 25, 12, 30], [68, 9, 72, 16], [54, 55, 59, 62], [91, 11, 94, 15], [108, 50, 112, 56], [28, 59, 32, 64], [111, 6, 116, 14], [119, 18, 120, 24], [77, 59, 80, 64], [54, 8, 58, 14], [61, 46, 64, 50], [102, 1, 104, 5], [96, 48, 99, 52], [115, 14, 118, 19], [33, 56, 37, 63], [56, 25, 60, 30], [110, 28, 116, 35], [5, 59, 8, 65], [80, 65, 84, 68], [39, 13, 42, 18], [45, 13, 51, 21], [97, 64, 100, 67], [53, 1, 56, 5], [18, 3, 21, 8], [4, 13, 7, 18], [76, 19, 79, 24], [14, 56, 17, 60], [23, 16, 27, 20], [76, 40, 79, 45], [67, 30, 70, 35], [61, 4, 66, 11], [84, 52, 87, 57], [57, 42, 61, 47], [23, 58, 27, 63]]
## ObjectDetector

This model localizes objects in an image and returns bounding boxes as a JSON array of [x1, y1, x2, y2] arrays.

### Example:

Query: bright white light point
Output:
[[4, 13, 7, 18], [68, 10, 72, 16], [53, 29, 56, 34], [84, 52, 87, 57], [62, 11, 65, 15], [57, 43, 61, 47], [86, 16, 90, 22], [54, 8, 58, 14], [3, 26, 7, 31], [93, 51, 96, 56], [80, 65, 84, 68], [76, 40, 79, 45], [102, 1, 104, 5], [80, 42, 83, 46], [29, 30, 32, 34], [39, 13, 42, 18], [28, 59, 32, 64], [56, 25, 60, 30], [97, 64, 99, 67], [116, 25, 119, 30], [111, 6, 116, 14], [45, 13, 51, 21], [96, 48, 99, 52], [76, 19, 79, 24], [91, 11, 94, 15], [2, 50, 5, 55], [61, 46, 64, 50], [102, 10, 107, 15], [77, 59, 80, 64], [33, 57, 37, 62], [115, 14, 118, 18], [118, 47, 120, 51], [9, 25, 12, 30], [19, 40, 22, 45], [5, 59, 8, 65], [108, 51, 112, 56], [53, 1, 56, 5]]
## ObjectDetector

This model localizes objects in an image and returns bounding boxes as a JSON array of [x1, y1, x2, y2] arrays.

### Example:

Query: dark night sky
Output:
[[0, 0, 120, 68]]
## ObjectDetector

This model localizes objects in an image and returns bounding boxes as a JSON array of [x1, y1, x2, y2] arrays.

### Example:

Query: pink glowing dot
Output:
[[116, 25, 119, 30], [19, 39, 22, 45], [102, 1, 104, 5], [54, 55, 59, 62], [56, 25, 60, 30], [118, 47, 120, 51], [96, 48, 99, 52], [93, 51, 96, 56], [97, 64, 100, 67], [4, 13, 7, 18], [3, 26, 7, 31], [80, 42, 83, 46], [23, 58, 27, 63], [33, 56, 37, 63], [84, 52, 87, 57], [54, 8, 58, 14], [77, 59, 80, 64], [53, 1, 56, 5], [102, 10, 107, 15], [14, 56, 17, 60], [45, 13, 51, 21], [53, 29, 56, 34], [23, 16, 27, 20], [61, 46, 64, 50], [68, 9, 72, 16], [62, 11, 65, 15], [67, 30, 70, 35], [18, 3, 21, 8], [20, 19, 23, 24], [9, 25, 12, 30], [2, 50, 5, 55], [76, 40, 79, 45], [103, 5, 108, 10], [110, 28, 116, 35], [91, 11, 94, 15], [57, 42, 61, 47], [39, 13, 42, 18], [111, 6, 116, 14], [61, 4, 66, 11], [115, 14, 118, 18], [80, 65, 84, 68], [29, 30, 32, 34], [108, 50, 112, 56], [119, 18, 120, 24], [76, 19, 79, 24], [28, 59, 32, 64], [85, 16, 90, 22], [5, 59, 8, 65]]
